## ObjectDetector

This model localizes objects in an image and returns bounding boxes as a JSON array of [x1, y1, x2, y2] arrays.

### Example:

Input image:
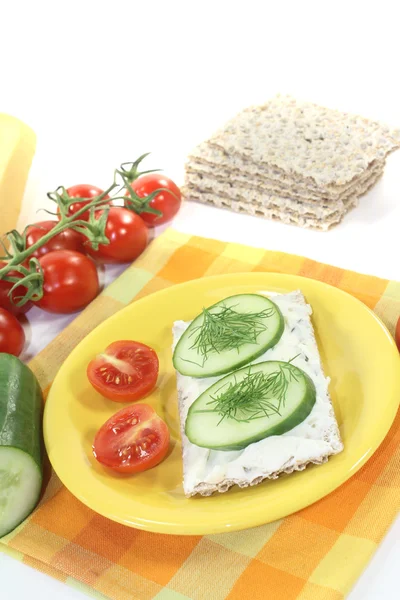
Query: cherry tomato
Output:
[[0, 262, 32, 316], [85, 207, 148, 263], [93, 404, 170, 473], [57, 184, 110, 221], [26, 220, 84, 258], [37, 250, 99, 314], [0, 308, 25, 356], [395, 317, 400, 352], [126, 174, 181, 227], [87, 340, 159, 402]]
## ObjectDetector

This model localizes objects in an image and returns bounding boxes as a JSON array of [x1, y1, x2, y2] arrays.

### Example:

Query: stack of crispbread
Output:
[[183, 96, 400, 230]]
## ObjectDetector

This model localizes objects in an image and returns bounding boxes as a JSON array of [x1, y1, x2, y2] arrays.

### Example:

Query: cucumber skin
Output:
[[0, 353, 43, 471], [173, 294, 285, 378], [185, 363, 317, 451]]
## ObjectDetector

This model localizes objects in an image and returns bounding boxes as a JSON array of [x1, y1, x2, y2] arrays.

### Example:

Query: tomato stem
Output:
[[0, 155, 159, 307]]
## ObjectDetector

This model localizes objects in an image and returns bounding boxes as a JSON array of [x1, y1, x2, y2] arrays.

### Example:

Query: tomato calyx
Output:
[[48, 186, 111, 222], [128, 174, 182, 227], [72, 207, 111, 252], [116, 153, 166, 217], [116, 153, 161, 184], [0, 258, 44, 307], [124, 188, 164, 217]]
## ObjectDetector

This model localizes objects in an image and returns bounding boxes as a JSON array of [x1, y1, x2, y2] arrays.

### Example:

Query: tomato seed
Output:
[[115, 376, 120, 384]]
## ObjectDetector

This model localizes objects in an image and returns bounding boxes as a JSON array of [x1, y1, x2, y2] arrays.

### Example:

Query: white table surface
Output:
[[1, 1, 399, 598]]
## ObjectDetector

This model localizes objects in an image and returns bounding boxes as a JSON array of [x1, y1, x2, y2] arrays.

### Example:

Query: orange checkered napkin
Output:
[[1, 228, 399, 600]]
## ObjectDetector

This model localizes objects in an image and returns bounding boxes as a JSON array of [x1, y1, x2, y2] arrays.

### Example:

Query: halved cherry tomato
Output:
[[25, 220, 84, 257], [0, 261, 32, 316], [57, 184, 110, 221], [126, 173, 181, 227], [37, 250, 99, 313], [87, 340, 159, 402], [93, 404, 169, 473], [0, 307, 25, 356], [85, 207, 148, 264], [395, 317, 400, 352]]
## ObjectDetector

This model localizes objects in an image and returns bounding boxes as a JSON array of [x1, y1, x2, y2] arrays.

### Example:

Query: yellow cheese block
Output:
[[0, 114, 36, 237]]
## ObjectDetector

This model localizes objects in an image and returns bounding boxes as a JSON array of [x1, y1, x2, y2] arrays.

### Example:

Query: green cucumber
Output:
[[185, 361, 316, 450], [173, 294, 284, 378], [0, 353, 43, 537]]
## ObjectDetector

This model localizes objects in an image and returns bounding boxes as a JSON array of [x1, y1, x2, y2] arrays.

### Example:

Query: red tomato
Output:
[[58, 184, 110, 221], [25, 220, 84, 257], [395, 317, 400, 352], [37, 250, 99, 314], [87, 340, 159, 402], [85, 207, 148, 263], [0, 308, 25, 356], [92, 404, 170, 473], [127, 174, 181, 227], [0, 262, 32, 316]]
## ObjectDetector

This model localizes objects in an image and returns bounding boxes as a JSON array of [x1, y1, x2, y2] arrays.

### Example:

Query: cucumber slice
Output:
[[0, 353, 43, 538], [185, 361, 316, 450], [173, 294, 284, 378]]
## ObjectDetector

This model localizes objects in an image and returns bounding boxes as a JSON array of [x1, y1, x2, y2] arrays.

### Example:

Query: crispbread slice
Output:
[[209, 95, 400, 189], [185, 189, 345, 230], [183, 166, 383, 230], [186, 152, 385, 203], [188, 141, 384, 199], [184, 185, 351, 219], [174, 291, 343, 497], [184, 161, 383, 211]]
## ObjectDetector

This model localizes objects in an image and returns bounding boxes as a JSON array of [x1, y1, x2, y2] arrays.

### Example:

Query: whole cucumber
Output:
[[0, 353, 43, 537]]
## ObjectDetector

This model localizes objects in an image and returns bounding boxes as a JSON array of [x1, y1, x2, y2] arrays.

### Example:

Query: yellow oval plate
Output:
[[44, 273, 400, 535]]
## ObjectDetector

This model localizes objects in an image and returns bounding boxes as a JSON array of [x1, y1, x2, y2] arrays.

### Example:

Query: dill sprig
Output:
[[198, 365, 300, 424], [188, 304, 275, 363]]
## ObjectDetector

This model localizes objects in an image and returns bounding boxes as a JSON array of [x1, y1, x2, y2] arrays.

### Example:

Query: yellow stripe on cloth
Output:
[[1, 228, 399, 600]]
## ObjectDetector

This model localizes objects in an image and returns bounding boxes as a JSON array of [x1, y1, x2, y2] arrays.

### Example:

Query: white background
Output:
[[0, 1, 399, 598]]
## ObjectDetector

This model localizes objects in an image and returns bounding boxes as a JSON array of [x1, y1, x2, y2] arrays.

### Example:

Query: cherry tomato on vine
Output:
[[57, 184, 110, 221], [85, 207, 148, 263], [26, 220, 84, 257], [87, 340, 159, 402], [0, 261, 32, 316], [126, 174, 181, 227], [37, 250, 99, 314], [0, 308, 25, 356], [92, 404, 170, 474]]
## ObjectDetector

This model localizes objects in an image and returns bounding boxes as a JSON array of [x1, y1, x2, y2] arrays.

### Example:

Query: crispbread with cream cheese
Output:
[[173, 291, 343, 497]]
